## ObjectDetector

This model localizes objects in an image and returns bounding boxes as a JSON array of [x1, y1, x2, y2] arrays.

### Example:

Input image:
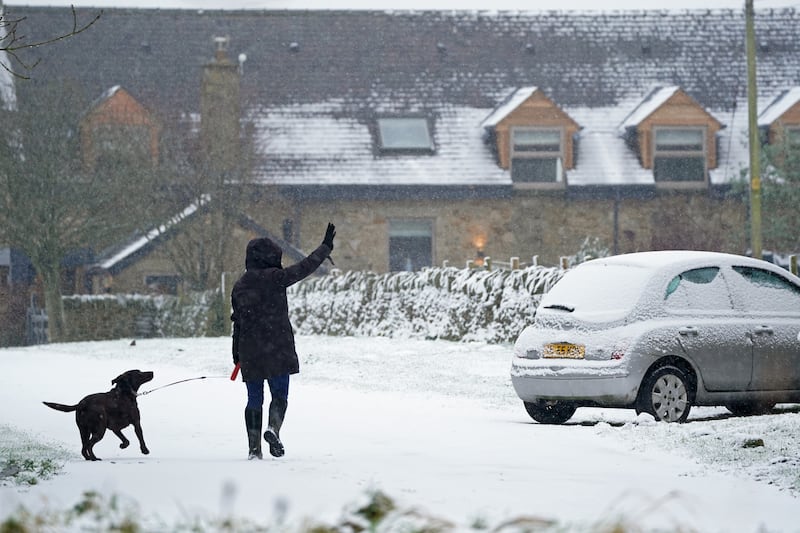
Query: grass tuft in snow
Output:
[[0, 488, 668, 533], [0, 425, 71, 487]]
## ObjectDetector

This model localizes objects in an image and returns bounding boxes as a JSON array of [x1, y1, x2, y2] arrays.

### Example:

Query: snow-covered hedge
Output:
[[62, 291, 218, 341], [61, 265, 565, 343], [288, 265, 564, 343]]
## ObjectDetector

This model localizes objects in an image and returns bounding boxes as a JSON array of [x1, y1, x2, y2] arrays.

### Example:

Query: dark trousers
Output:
[[245, 375, 290, 409]]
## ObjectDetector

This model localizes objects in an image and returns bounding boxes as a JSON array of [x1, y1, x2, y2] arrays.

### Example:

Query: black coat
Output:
[[231, 238, 330, 381]]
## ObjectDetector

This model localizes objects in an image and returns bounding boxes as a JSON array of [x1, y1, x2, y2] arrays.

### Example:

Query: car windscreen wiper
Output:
[[543, 304, 575, 312]]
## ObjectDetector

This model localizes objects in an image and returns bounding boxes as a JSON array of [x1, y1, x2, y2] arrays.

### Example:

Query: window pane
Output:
[[732, 266, 800, 312], [513, 129, 560, 152], [654, 156, 705, 181], [145, 275, 180, 295], [655, 129, 703, 151], [788, 128, 800, 147], [389, 220, 432, 271], [389, 219, 432, 237], [378, 118, 432, 150], [512, 157, 560, 182], [665, 267, 732, 311]]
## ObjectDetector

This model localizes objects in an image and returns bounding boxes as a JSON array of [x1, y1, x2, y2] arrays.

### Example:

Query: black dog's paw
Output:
[[119, 441, 130, 449], [141, 447, 150, 455]]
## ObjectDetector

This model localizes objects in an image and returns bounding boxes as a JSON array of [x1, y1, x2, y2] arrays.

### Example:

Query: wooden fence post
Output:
[[791, 255, 798, 276], [560, 256, 569, 269], [531, 255, 539, 266], [511, 257, 520, 270], [485, 256, 492, 270]]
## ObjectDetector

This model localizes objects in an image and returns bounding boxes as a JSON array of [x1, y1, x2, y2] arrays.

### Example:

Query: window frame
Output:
[[509, 126, 565, 186], [376, 117, 435, 154], [144, 273, 182, 295], [387, 218, 434, 272], [652, 126, 708, 186], [787, 126, 800, 148]]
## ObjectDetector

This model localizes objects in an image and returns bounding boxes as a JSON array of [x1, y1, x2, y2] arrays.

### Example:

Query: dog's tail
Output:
[[43, 401, 77, 412]]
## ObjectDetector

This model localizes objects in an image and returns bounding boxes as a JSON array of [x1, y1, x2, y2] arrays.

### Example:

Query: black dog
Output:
[[43, 369, 154, 461]]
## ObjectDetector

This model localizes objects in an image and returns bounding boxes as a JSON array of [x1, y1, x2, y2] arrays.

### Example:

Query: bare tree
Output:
[[156, 117, 256, 286], [0, 2, 101, 79], [0, 80, 161, 341]]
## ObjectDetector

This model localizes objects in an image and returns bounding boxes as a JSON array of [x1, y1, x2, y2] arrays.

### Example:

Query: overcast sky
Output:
[[5, 0, 800, 10]]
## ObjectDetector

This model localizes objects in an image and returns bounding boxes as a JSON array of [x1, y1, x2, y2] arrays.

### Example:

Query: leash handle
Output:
[[230, 363, 240, 381]]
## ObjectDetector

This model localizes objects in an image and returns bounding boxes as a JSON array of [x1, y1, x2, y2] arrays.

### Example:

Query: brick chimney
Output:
[[200, 35, 240, 179]]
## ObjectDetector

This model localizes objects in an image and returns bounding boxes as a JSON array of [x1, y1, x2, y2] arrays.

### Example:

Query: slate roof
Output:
[[91, 196, 321, 275], [5, 6, 800, 189], [93, 195, 209, 274]]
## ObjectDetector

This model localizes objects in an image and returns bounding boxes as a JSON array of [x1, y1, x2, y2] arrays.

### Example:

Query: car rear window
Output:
[[540, 263, 651, 321]]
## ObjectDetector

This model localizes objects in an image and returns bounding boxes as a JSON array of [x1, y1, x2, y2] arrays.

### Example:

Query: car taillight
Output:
[[611, 342, 628, 360]]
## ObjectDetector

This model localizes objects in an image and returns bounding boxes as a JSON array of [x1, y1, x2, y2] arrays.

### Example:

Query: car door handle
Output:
[[678, 326, 699, 336], [754, 325, 774, 335]]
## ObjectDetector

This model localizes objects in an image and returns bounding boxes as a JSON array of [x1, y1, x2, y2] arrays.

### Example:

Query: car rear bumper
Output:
[[510, 356, 640, 405]]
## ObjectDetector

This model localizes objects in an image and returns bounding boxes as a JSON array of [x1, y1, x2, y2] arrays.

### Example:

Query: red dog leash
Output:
[[137, 365, 241, 397], [138, 368, 239, 397]]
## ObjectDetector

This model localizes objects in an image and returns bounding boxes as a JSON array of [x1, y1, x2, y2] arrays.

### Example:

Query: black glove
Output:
[[322, 222, 336, 251]]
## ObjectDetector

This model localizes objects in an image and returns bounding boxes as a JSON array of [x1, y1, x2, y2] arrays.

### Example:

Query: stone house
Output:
[[2, 6, 800, 296]]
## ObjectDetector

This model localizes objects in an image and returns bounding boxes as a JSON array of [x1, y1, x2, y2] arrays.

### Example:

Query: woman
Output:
[[231, 223, 335, 459]]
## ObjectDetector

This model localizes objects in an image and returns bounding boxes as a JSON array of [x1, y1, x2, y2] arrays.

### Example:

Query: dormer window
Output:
[[653, 127, 706, 182], [511, 128, 564, 183], [377, 118, 433, 152], [480, 87, 580, 188], [621, 86, 722, 188]]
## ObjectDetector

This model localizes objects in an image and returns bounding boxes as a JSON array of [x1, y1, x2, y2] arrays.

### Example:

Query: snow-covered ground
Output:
[[1, 336, 799, 532]]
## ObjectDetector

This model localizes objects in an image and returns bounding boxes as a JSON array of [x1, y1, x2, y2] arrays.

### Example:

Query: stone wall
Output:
[[101, 187, 747, 294]]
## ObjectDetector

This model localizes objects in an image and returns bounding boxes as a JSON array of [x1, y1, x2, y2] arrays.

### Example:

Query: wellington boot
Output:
[[245, 408, 263, 460], [264, 399, 287, 457]]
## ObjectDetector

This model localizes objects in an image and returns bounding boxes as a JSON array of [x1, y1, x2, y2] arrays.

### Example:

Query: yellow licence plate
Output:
[[543, 343, 585, 359]]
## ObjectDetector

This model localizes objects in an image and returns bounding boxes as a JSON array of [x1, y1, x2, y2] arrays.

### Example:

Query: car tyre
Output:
[[523, 400, 577, 425], [639, 365, 692, 423], [726, 401, 775, 417]]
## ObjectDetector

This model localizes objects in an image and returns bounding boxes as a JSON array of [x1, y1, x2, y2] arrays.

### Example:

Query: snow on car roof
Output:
[[582, 250, 778, 272]]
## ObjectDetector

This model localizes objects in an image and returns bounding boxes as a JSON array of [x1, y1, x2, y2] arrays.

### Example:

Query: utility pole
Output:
[[745, 0, 763, 259]]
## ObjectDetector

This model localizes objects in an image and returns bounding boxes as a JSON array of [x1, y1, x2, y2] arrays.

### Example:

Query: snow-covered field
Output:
[[1, 336, 799, 532]]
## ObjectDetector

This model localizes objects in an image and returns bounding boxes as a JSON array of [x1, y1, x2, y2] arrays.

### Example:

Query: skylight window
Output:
[[377, 118, 433, 151]]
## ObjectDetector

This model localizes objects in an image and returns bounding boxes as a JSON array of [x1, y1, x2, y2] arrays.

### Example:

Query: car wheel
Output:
[[726, 401, 775, 416], [523, 400, 577, 425], [639, 365, 692, 423]]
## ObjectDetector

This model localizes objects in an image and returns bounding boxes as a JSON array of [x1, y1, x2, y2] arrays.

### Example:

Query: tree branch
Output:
[[1, 5, 102, 79]]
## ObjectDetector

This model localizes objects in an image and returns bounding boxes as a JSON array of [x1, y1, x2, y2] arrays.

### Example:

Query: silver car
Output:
[[511, 250, 800, 424]]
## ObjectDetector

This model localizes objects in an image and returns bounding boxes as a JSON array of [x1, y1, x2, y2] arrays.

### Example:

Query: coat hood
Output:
[[245, 238, 282, 270]]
